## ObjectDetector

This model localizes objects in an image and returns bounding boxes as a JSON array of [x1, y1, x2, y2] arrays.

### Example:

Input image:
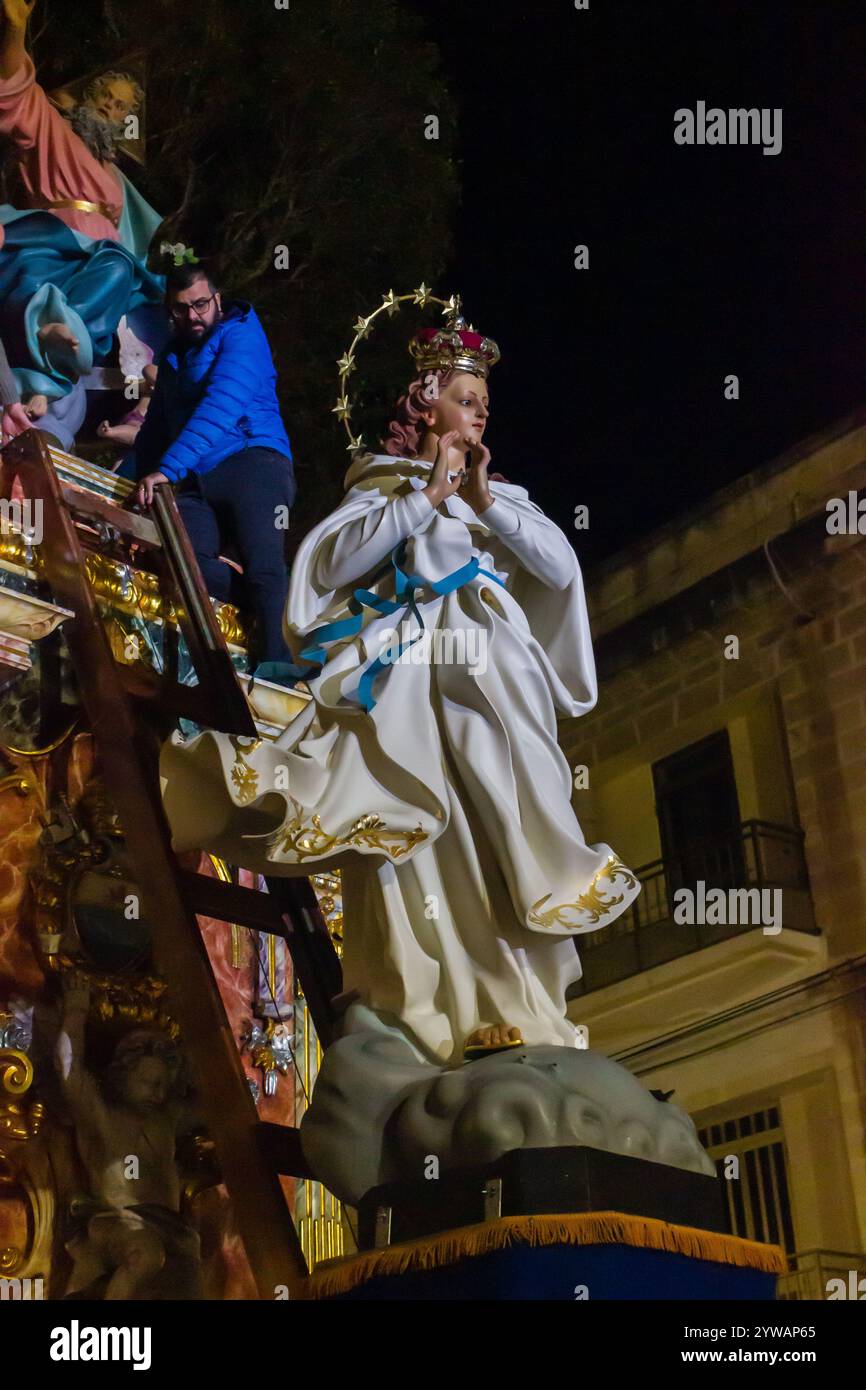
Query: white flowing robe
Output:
[[160, 453, 641, 1065]]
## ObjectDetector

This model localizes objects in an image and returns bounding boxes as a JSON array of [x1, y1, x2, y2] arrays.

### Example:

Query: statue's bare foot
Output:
[[37, 322, 80, 355], [464, 1024, 523, 1061]]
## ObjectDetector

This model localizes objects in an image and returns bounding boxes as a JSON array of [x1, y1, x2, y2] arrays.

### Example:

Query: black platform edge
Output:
[[358, 1146, 725, 1251]]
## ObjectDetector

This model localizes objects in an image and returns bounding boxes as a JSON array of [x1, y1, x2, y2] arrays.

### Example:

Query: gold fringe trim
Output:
[[309, 1212, 786, 1299]]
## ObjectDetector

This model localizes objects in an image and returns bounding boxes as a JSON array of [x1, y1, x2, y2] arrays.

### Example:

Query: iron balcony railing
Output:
[[572, 820, 816, 995]]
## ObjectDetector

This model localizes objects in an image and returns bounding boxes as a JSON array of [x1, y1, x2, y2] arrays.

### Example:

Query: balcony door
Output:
[[652, 729, 746, 907]]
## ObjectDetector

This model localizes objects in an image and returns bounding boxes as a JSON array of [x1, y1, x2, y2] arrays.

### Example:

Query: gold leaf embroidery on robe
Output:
[[276, 802, 427, 862], [229, 736, 262, 805], [528, 854, 640, 929]]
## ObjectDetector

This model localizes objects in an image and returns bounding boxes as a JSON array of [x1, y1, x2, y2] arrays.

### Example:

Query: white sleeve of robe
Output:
[[479, 496, 576, 591], [314, 490, 434, 591]]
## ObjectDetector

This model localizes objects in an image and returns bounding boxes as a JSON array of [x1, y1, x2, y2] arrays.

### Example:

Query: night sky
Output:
[[412, 0, 866, 566]]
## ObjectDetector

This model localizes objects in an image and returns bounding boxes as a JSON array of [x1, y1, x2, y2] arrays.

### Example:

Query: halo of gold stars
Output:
[[335, 287, 462, 453]]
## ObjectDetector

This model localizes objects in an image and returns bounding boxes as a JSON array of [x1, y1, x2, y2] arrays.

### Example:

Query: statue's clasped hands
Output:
[[460, 437, 494, 515], [423, 431, 494, 516]]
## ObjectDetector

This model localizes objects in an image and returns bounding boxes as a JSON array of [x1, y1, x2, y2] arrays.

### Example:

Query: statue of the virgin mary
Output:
[[160, 301, 642, 1070]]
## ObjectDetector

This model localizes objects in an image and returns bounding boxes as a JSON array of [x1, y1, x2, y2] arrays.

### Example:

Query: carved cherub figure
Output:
[[55, 975, 202, 1300]]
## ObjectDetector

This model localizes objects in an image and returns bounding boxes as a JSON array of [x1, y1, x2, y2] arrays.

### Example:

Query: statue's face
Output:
[[87, 79, 138, 125], [420, 371, 490, 449], [123, 1055, 170, 1113]]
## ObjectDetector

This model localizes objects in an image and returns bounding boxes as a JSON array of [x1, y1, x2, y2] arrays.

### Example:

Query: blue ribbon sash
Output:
[[299, 541, 506, 711]]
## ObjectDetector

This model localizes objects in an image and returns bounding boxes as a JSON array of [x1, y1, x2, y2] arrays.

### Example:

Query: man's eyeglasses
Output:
[[169, 294, 217, 320]]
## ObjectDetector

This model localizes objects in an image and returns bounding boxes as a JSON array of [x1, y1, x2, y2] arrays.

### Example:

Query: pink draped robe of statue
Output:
[[0, 57, 124, 244]]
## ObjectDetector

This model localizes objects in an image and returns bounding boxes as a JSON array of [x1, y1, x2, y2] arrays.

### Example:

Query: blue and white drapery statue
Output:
[[0, 179, 165, 402]]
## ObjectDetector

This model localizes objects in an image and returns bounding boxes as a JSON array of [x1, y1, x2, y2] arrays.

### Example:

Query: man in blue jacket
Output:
[[128, 262, 296, 667]]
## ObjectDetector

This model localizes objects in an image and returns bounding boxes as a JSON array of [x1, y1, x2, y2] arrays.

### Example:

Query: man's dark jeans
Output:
[[176, 447, 296, 666]]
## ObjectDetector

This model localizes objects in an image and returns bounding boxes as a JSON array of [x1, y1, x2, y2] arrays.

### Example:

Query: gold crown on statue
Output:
[[333, 288, 500, 452], [408, 300, 500, 379]]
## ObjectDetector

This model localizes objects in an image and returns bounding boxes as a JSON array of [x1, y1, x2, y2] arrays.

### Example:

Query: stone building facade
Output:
[[562, 413, 866, 1297]]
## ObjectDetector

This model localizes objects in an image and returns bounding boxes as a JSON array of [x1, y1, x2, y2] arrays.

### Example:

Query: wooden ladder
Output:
[[1, 429, 344, 1299]]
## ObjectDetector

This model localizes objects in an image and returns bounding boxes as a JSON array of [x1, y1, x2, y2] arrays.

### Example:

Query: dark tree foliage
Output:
[[24, 0, 459, 519]]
